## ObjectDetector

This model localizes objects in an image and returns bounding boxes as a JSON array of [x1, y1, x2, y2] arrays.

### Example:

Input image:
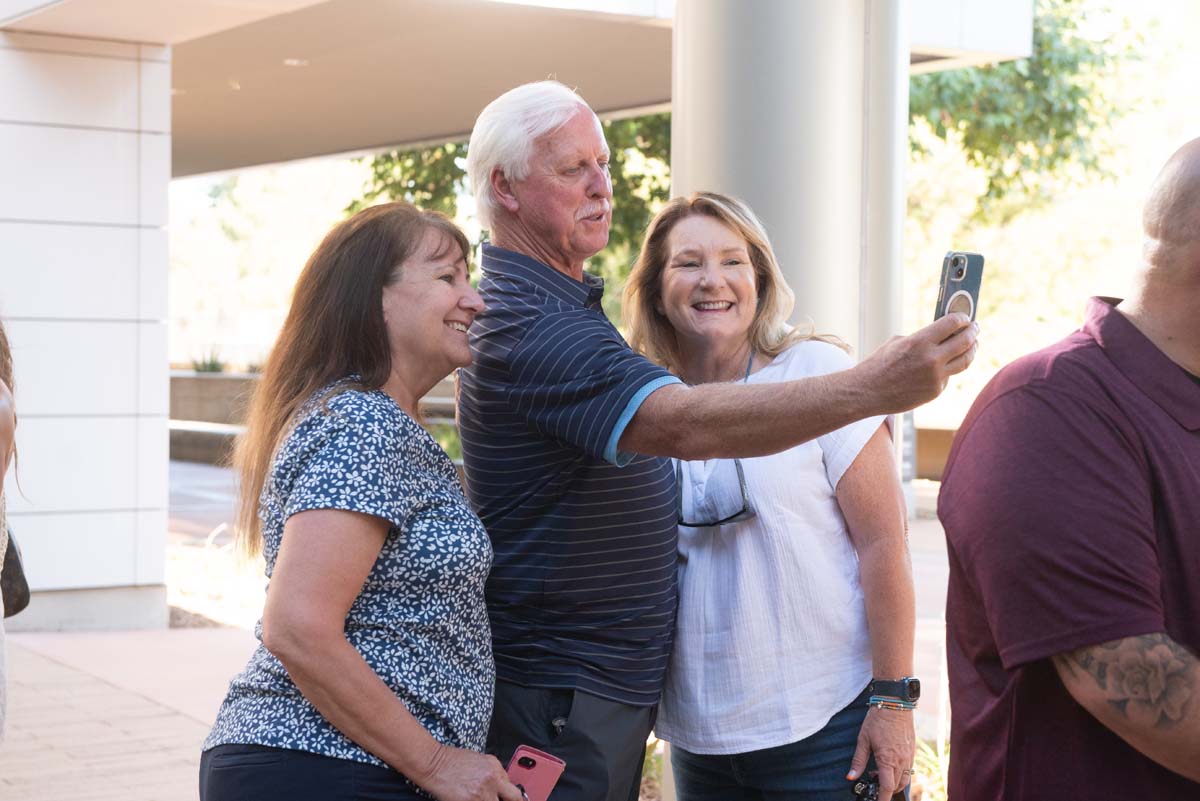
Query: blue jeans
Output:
[[671, 687, 906, 801]]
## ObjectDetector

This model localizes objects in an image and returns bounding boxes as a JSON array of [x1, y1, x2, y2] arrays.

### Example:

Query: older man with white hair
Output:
[[458, 80, 978, 801]]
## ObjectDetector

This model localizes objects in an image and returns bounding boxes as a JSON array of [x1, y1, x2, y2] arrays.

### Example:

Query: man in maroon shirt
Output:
[[938, 138, 1200, 800]]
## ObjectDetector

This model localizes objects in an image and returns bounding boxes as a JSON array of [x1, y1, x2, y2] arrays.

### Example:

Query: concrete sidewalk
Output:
[[0, 629, 257, 801]]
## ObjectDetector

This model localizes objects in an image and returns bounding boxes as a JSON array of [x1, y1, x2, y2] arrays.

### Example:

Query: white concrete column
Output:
[[861, 0, 909, 355], [0, 30, 170, 630], [671, 0, 908, 357]]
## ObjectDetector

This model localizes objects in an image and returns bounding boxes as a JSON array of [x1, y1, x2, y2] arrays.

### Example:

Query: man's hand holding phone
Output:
[[855, 314, 979, 414], [852, 250, 986, 415]]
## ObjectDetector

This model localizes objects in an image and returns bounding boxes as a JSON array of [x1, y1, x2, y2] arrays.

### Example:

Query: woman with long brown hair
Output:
[[0, 319, 15, 743], [201, 202, 523, 801]]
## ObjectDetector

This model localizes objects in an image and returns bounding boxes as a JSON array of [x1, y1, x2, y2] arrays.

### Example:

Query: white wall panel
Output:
[[138, 322, 168, 415], [4, 416, 138, 514], [0, 222, 139, 319], [0, 47, 139, 129], [139, 131, 170, 226], [0, 33, 175, 616], [138, 227, 168, 320], [7, 511, 138, 590], [138, 44, 170, 63], [5, 320, 138, 416], [136, 415, 168, 509], [135, 509, 167, 585], [138, 59, 170, 133], [0, 123, 139, 224]]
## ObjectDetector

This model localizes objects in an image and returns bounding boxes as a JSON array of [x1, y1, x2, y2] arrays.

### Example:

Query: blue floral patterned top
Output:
[[204, 384, 494, 776]]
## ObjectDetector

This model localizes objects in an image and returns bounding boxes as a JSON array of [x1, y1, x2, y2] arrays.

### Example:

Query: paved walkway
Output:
[[0, 463, 954, 800], [0, 629, 257, 801]]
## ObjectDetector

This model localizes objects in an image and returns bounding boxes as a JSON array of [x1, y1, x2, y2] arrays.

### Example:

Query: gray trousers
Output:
[[487, 680, 656, 801]]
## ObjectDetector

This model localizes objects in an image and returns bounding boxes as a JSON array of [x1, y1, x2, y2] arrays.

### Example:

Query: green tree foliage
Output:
[[589, 113, 671, 317], [904, 0, 1143, 429], [909, 0, 1140, 222], [346, 142, 467, 219], [599, 113, 671, 253]]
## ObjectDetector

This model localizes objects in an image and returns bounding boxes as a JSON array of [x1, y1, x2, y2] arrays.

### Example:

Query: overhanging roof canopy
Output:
[[170, 0, 674, 176], [3, 0, 1032, 178]]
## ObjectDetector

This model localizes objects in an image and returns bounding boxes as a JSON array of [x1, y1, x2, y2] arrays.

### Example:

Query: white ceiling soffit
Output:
[[1, 0, 328, 44], [172, 0, 673, 177]]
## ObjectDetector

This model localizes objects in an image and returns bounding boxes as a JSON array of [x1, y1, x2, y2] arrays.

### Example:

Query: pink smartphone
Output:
[[506, 744, 566, 801]]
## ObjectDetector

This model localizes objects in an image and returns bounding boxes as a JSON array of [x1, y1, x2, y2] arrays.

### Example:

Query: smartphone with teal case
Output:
[[934, 251, 985, 322]]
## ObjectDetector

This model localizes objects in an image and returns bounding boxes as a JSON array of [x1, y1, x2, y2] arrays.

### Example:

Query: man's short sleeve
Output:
[[938, 381, 1164, 670], [283, 394, 421, 529], [505, 310, 680, 465]]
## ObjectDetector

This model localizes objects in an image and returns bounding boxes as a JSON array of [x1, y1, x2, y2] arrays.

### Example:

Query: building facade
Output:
[[0, 0, 1031, 629]]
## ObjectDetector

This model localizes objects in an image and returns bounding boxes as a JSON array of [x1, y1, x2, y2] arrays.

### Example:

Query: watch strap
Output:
[[868, 677, 920, 702]]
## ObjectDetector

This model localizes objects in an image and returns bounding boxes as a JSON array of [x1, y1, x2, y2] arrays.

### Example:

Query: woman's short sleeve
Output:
[[778, 341, 888, 488], [282, 393, 423, 529]]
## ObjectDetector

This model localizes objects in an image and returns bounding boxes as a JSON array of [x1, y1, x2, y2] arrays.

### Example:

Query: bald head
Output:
[[1143, 137, 1200, 255], [1125, 139, 1200, 371]]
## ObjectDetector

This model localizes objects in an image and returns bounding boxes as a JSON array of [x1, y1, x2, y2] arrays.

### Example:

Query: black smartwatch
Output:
[[869, 677, 921, 703]]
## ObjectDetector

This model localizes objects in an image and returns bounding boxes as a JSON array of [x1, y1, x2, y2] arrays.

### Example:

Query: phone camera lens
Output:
[[951, 256, 967, 280], [518, 757, 537, 769]]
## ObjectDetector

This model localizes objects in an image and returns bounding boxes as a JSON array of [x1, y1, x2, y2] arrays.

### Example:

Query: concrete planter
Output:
[[169, 372, 257, 465], [170, 371, 259, 425]]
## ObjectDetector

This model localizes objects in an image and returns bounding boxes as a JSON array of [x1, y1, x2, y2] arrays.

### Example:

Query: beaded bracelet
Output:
[[869, 695, 917, 711]]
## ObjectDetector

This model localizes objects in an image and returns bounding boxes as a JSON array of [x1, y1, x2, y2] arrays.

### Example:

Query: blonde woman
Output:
[[625, 192, 916, 800], [201, 203, 522, 801]]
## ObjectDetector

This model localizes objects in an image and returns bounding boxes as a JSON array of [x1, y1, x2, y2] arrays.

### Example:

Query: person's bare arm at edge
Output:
[[1052, 632, 1200, 783], [0, 379, 14, 483], [621, 313, 978, 460], [262, 509, 524, 801]]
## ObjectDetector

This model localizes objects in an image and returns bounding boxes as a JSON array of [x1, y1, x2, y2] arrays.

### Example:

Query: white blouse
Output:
[[655, 340, 887, 754]]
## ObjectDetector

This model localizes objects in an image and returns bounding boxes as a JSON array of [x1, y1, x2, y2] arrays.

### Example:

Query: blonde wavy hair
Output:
[[624, 191, 844, 371]]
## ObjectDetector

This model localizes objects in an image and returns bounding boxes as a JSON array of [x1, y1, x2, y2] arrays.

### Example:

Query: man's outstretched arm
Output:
[[1053, 632, 1200, 783], [620, 313, 978, 460]]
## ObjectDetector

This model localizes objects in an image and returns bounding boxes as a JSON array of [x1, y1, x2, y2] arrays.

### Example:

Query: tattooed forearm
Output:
[[1054, 633, 1197, 730]]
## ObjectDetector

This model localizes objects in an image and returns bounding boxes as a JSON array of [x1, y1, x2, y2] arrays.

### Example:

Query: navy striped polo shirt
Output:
[[458, 243, 681, 706]]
